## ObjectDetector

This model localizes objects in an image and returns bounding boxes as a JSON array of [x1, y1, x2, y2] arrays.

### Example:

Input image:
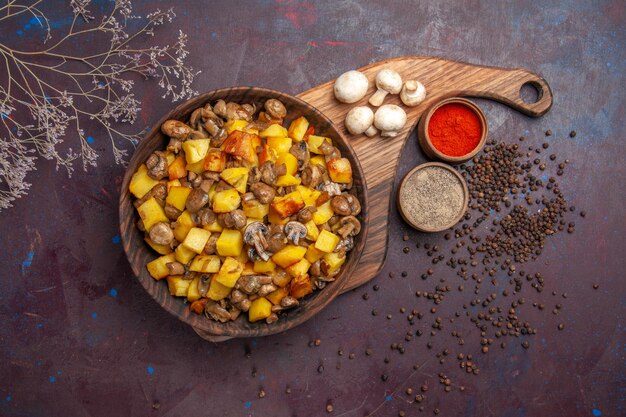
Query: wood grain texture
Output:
[[119, 87, 369, 341], [296, 56, 553, 293]]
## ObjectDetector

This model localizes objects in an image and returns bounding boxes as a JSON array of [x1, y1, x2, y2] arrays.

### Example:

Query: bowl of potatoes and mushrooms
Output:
[[119, 87, 368, 340]]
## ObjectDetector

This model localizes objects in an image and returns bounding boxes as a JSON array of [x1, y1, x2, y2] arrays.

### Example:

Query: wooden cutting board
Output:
[[296, 56, 553, 294]]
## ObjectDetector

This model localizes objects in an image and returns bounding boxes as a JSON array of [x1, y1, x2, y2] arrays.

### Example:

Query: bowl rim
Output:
[[397, 161, 469, 233], [418, 97, 488, 164], [118, 86, 369, 338]]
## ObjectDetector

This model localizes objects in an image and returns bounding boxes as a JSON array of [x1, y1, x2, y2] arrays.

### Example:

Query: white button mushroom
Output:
[[344, 106, 378, 137], [400, 80, 426, 107], [374, 104, 407, 137], [334, 70, 369, 103], [368, 69, 402, 107]]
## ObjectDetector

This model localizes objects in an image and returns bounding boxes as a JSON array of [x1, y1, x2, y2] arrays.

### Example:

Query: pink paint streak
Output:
[[275, 0, 317, 29]]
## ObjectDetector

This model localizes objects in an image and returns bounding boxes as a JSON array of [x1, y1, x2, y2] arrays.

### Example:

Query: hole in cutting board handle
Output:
[[519, 81, 543, 104]]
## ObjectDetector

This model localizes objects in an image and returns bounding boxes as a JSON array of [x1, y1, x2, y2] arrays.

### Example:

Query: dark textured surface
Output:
[[1, 1, 624, 416]]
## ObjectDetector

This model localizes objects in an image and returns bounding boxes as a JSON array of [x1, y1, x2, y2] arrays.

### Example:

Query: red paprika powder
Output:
[[428, 103, 482, 157]]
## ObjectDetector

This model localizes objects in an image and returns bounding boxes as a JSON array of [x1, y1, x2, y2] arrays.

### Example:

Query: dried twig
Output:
[[0, 0, 199, 209]]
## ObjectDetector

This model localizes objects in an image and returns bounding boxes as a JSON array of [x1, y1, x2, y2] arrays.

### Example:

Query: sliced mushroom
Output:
[[230, 289, 246, 303], [161, 119, 191, 139], [260, 161, 277, 186], [319, 181, 342, 197], [229, 307, 242, 321], [301, 164, 322, 188], [145, 151, 168, 180], [319, 141, 341, 162], [266, 313, 279, 324], [149, 222, 174, 246], [212, 100, 227, 118], [194, 208, 216, 226], [297, 206, 316, 224], [203, 234, 219, 255], [133, 183, 167, 208], [309, 260, 322, 277], [330, 194, 351, 216], [238, 298, 251, 312], [185, 188, 209, 213], [250, 182, 275, 204], [284, 221, 307, 245], [164, 204, 182, 220], [289, 141, 310, 171], [204, 300, 231, 323], [243, 222, 271, 261], [219, 209, 247, 229], [166, 261, 185, 275], [258, 284, 278, 297], [335, 235, 354, 254], [225, 102, 252, 121], [266, 231, 286, 253], [198, 274, 211, 297], [337, 215, 361, 238], [187, 171, 202, 188], [280, 296, 299, 309], [265, 99, 287, 119], [236, 275, 272, 295]]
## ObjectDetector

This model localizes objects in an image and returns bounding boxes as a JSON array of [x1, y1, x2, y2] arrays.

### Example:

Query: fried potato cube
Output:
[[189, 255, 221, 273], [213, 188, 241, 213], [220, 167, 249, 194], [175, 243, 196, 264], [289, 274, 313, 299], [272, 245, 307, 268], [258, 144, 278, 165], [267, 136, 293, 154], [224, 119, 248, 134], [266, 287, 289, 305], [207, 278, 231, 301], [129, 164, 160, 198], [253, 259, 276, 274], [166, 186, 192, 211], [146, 253, 176, 280], [315, 230, 340, 253], [296, 185, 321, 207], [286, 258, 311, 278], [309, 155, 327, 168], [223, 130, 258, 165], [306, 135, 331, 154], [203, 148, 227, 172], [271, 191, 305, 219], [242, 198, 269, 219], [145, 237, 173, 255], [249, 297, 273, 322], [216, 229, 244, 257], [275, 174, 301, 187], [182, 227, 211, 254], [305, 245, 325, 263], [323, 252, 346, 274], [272, 270, 293, 288], [327, 157, 353, 184], [268, 205, 289, 225], [187, 276, 201, 302], [173, 210, 195, 242], [182, 139, 210, 164], [288, 116, 309, 142], [276, 152, 298, 176], [304, 220, 319, 241], [213, 256, 244, 288], [186, 158, 205, 174], [312, 201, 334, 225], [166, 179, 181, 192], [260, 124, 288, 138], [167, 275, 191, 297], [168, 156, 187, 180], [137, 197, 169, 231]]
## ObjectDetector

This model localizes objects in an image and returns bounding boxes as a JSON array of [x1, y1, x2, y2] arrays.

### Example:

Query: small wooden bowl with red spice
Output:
[[418, 97, 488, 164]]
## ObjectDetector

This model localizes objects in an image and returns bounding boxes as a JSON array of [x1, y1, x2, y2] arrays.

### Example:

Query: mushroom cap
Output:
[[344, 106, 374, 135], [400, 80, 426, 106], [334, 70, 369, 104], [374, 104, 407, 131], [375, 69, 402, 94], [243, 221, 269, 244], [284, 221, 307, 244]]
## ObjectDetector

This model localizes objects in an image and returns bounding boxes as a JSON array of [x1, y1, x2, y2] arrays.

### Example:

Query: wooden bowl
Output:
[[119, 87, 368, 341], [397, 162, 468, 233], [417, 97, 488, 164]]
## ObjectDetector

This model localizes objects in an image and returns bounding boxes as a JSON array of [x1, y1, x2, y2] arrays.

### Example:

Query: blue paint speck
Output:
[[49, 376, 56, 383], [147, 366, 154, 375], [385, 395, 392, 401], [57, 370, 62, 375], [21, 251, 34, 274], [86, 136, 94, 144], [592, 409, 602, 416], [91, 312, 97, 318], [111, 235, 121, 244], [109, 288, 118, 297], [29, 16, 40, 25], [251, 339, 258, 348], [37, 323, 43, 329], [1, 112, 7, 119], [24, 23, 31, 29], [244, 401, 252, 409], [16, 30, 23, 36], [259, 374, 266, 381], [5, 395, 10, 402], [211, 32, 218, 38]]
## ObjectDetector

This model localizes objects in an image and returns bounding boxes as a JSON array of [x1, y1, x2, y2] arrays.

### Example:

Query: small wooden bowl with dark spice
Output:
[[418, 97, 488, 164], [397, 162, 469, 233]]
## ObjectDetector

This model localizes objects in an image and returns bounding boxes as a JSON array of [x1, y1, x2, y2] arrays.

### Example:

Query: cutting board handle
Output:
[[297, 56, 553, 293]]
